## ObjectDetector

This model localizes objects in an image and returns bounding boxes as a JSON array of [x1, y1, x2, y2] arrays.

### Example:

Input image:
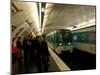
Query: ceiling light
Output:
[[41, 7, 45, 12], [68, 43, 71, 45], [72, 26, 77, 28], [59, 43, 62, 46]]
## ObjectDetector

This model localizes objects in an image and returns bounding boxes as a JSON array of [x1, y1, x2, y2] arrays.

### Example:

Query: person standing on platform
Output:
[[16, 37, 24, 73], [35, 36, 42, 72], [23, 36, 30, 72], [40, 35, 50, 72], [12, 34, 19, 73], [31, 37, 36, 61]]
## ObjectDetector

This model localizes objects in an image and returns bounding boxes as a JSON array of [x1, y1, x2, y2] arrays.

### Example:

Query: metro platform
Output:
[[12, 42, 96, 74]]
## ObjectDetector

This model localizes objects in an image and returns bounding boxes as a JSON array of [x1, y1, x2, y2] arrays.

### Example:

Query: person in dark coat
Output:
[[29, 38, 34, 61], [16, 37, 22, 49], [40, 36, 50, 72], [27, 36, 33, 62], [23, 37, 30, 72], [16, 37, 23, 72], [35, 36, 43, 72]]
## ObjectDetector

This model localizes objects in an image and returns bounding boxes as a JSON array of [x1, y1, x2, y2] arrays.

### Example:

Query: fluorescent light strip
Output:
[[46, 31, 56, 37], [39, 3, 41, 28], [41, 7, 45, 12], [66, 19, 95, 30], [28, 2, 41, 35]]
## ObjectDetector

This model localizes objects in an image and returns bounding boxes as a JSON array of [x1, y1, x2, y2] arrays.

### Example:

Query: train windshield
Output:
[[56, 31, 72, 42]]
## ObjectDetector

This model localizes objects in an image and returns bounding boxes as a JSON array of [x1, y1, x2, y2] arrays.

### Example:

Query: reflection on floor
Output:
[[12, 48, 96, 74], [59, 48, 96, 70], [12, 56, 60, 74]]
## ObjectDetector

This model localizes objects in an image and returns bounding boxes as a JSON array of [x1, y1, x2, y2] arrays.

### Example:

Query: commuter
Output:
[[23, 36, 30, 72], [40, 35, 50, 72], [35, 36, 42, 72], [16, 37, 22, 60], [28, 36, 33, 62], [16, 37, 22, 49], [31, 37, 37, 61], [16, 37, 23, 73], [12, 35, 19, 73]]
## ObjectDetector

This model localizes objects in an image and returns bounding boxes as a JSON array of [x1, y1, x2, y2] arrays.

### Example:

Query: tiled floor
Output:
[[12, 47, 96, 74], [12, 56, 60, 74]]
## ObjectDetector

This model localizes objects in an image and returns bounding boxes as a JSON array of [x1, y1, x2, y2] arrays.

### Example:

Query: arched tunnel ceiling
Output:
[[12, 1, 40, 38], [42, 3, 96, 35], [12, 0, 96, 37]]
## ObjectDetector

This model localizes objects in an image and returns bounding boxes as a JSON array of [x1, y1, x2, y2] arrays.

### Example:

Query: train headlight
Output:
[[59, 43, 62, 46], [68, 43, 71, 45]]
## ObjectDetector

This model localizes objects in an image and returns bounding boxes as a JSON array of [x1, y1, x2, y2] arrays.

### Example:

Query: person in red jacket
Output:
[[12, 36, 18, 63], [12, 35, 19, 73]]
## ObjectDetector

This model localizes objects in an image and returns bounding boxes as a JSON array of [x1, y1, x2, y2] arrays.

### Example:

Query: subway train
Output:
[[72, 26, 96, 54], [47, 29, 73, 54], [47, 26, 96, 55]]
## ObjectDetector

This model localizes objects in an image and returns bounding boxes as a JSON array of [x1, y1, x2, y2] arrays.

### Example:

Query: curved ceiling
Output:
[[12, 0, 40, 38], [42, 3, 96, 34], [12, 0, 96, 37]]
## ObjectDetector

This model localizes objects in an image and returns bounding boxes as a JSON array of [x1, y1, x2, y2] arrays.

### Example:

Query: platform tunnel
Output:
[[11, 0, 96, 74]]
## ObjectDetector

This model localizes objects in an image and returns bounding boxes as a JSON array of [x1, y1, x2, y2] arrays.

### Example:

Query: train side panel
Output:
[[72, 26, 96, 54]]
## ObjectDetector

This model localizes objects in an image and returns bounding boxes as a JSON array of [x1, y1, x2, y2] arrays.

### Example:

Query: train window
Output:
[[73, 31, 96, 44], [56, 33, 70, 42], [73, 35, 77, 41], [78, 33, 87, 42], [88, 32, 96, 44], [72, 32, 88, 43]]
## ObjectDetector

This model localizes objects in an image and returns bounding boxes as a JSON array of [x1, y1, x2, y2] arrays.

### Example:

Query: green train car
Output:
[[47, 29, 73, 54], [72, 26, 96, 54]]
